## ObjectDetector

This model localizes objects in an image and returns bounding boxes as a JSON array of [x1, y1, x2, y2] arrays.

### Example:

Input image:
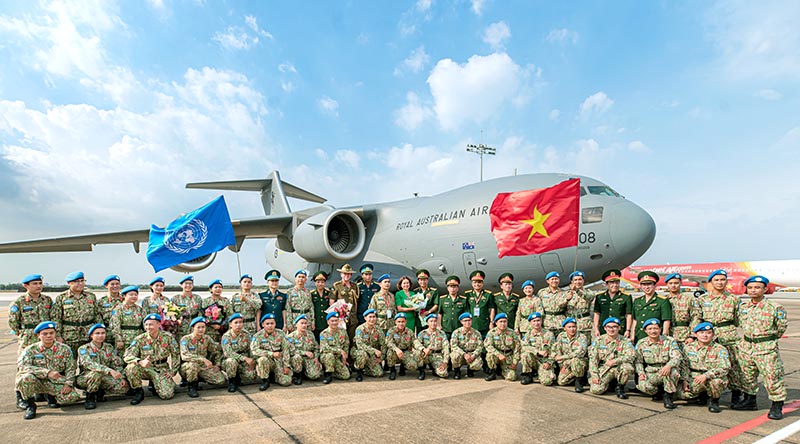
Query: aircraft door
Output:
[[540, 253, 564, 275], [462, 252, 477, 275]]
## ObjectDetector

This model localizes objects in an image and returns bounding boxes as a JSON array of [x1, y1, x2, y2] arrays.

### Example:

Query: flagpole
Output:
[[235, 250, 242, 279]]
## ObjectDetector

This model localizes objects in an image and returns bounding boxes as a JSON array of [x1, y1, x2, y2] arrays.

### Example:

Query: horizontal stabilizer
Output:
[[186, 175, 326, 204]]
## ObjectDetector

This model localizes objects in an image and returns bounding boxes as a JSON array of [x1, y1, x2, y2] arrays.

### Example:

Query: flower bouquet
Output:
[[160, 301, 185, 334], [404, 293, 428, 325], [325, 299, 352, 329]]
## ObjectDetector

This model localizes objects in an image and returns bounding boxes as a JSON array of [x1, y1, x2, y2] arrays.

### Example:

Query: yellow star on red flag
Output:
[[522, 206, 551, 240]]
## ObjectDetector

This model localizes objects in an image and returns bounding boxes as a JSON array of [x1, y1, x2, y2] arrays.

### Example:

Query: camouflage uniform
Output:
[[170, 292, 203, 337], [179, 333, 226, 385], [368, 292, 397, 332], [515, 296, 544, 337], [141, 294, 170, 316], [286, 286, 315, 330], [287, 329, 322, 380], [17, 340, 81, 404], [667, 292, 701, 343], [450, 326, 484, 372], [634, 335, 682, 395], [567, 288, 595, 342], [494, 291, 520, 330], [250, 328, 293, 386], [738, 298, 788, 402], [319, 326, 352, 379], [588, 335, 635, 394], [520, 329, 556, 385], [698, 292, 742, 389], [110, 303, 146, 351], [539, 288, 569, 337], [221, 329, 258, 383], [484, 327, 521, 381], [385, 326, 421, 371], [97, 293, 123, 344], [52, 289, 100, 356], [200, 296, 232, 342], [76, 341, 129, 395], [552, 332, 588, 386], [229, 292, 262, 334], [678, 341, 730, 399], [416, 328, 450, 377], [123, 331, 180, 399], [331, 281, 359, 344], [352, 323, 386, 377], [9, 292, 53, 355]]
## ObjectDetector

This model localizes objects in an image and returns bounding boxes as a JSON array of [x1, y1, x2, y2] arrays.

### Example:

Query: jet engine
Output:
[[169, 252, 217, 272], [293, 209, 365, 263]]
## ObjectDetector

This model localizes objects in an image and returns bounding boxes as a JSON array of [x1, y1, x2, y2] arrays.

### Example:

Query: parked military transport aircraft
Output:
[[0, 171, 656, 291]]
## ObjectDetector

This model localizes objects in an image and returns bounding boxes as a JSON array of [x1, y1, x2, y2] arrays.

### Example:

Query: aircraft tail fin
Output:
[[186, 171, 326, 215]]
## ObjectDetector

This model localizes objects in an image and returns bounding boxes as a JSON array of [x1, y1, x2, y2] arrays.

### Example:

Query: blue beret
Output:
[[527, 312, 542, 321], [394, 312, 407, 320], [293, 314, 308, 324], [664, 273, 682, 283], [546, 271, 560, 280], [34, 321, 56, 334], [743, 275, 770, 286], [642, 318, 661, 328], [360, 264, 374, 274], [693, 321, 714, 333], [569, 271, 585, 280], [190, 316, 207, 328], [228, 313, 243, 322], [424, 313, 438, 323], [377, 273, 391, 283], [522, 279, 535, 289], [22, 274, 43, 284], [363, 309, 376, 318], [325, 312, 338, 321], [708, 269, 727, 280], [561, 317, 577, 327], [493, 313, 508, 322], [295, 269, 308, 277], [88, 323, 107, 337], [260, 313, 276, 324], [239, 274, 252, 282], [121, 285, 139, 295], [458, 312, 472, 321], [149, 276, 165, 286], [208, 279, 223, 288], [143, 313, 162, 324], [179, 275, 194, 284], [102, 275, 121, 286], [602, 317, 621, 327], [65, 271, 84, 282]]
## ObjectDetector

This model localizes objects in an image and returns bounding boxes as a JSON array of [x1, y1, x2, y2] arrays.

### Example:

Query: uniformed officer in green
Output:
[[259, 270, 288, 330], [10, 274, 53, 410], [465, 270, 495, 337], [439, 275, 468, 337], [494, 273, 520, 330], [631, 271, 672, 343], [413, 269, 439, 329], [357, 264, 380, 325], [331, 264, 360, 345], [98, 275, 123, 345], [52, 271, 101, 357], [593, 269, 633, 339], [311, 271, 334, 340]]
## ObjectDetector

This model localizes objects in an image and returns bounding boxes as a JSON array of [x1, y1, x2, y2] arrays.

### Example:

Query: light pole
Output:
[[466, 143, 496, 182]]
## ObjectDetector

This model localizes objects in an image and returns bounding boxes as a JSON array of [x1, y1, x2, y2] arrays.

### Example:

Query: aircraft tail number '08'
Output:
[[579, 232, 596, 244]]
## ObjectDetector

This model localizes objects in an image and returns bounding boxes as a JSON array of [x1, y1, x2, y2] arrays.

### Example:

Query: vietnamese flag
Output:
[[489, 178, 580, 258]]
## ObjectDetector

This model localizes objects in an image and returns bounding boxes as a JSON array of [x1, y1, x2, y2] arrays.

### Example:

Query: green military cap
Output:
[[602, 269, 622, 282], [446, 275, 460, 285], [416, 269, 430, 278], [637, 271, 659, 284], [498, 272, 514, 284], [312, 271, 328, 281], [265, 269, 281, 281], [469, 270, 485, 281]]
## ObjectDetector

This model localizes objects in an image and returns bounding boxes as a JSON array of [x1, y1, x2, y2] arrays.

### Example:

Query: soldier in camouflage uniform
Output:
[[369, 273, 397, 333], [124, 314, 180, 404], [352, 309, 386, 381], [635, 318, 682, 409], [251, 313, 293, 389], [552, 317, 589, 392], [111, 286, 146, 351], [141, 276, 170, 316], [76, 324, 129, 409], [331, 264, 360, 347], [588, 317, 634, 399], [519, 313, 556, 386], [286, 270, 315, 333], [52, 271, 100, 357], [97, 275, 123, 346], [202, 279, 232, 341], [287, 315, 322, 384], [16, 321, 82, 420], [221, 313, 258, 392], [171, 276, 204, 338], [515, 279, 543, 337], [416, 313, 450, 379], [229, 274, 262, 334], [386, 313, 421, 379], [732, 276, 788, 420], [539, 272, 569, 338], [663, 273, 701, 344], [413, 269, 439, 333], [494, 273, 520, 330], [311, 271, 334, 340], [566, 271, 595, 343], [678, 322, 730, 413], [180, 317, 226, 398], [319, 311, 352, 383], [484, 313, 521, 382], [450, 313, 484, 379]]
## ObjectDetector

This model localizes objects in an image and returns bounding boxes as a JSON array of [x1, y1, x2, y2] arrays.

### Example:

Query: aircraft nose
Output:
[[609, 200, 656, 267]]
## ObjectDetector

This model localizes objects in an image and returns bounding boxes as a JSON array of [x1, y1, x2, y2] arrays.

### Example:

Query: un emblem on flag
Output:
[[165, 220, 208, 254]]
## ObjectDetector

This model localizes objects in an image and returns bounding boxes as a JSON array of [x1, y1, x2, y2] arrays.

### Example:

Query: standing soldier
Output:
[[540, 272, 569, 338], [259, 270, 288, 331], [413, 269, 439, 330], [229, 274, 262, 333], [123, 313, 180, 405], [494, 273, 520, 330], [484, 313, 521, 381], [732, 275, 788, 420], [635, 318, 682, 409], [369, 273, 397, 332], [311, 271, 334, 340], [552, 318, 589, 392], [251, 313, 293, 389], [98, 275, 123, 346], [357, 264, 380, 327], [9, 274, 53, 410], [519, 313, 556, 386], [111, 286, 146, 351], [516, 280, 543, 337], [450, 313, 484, 379], [416, 313, 450, 380], [678, 322, 730, 413], [697, 269, 743, 406], [588, 317, 634, 399], [331, 264, 360, 347], [438, 275, 468, 338], [319, 311, 351, 384], [201, 279, 232, 341], [593, 269, 633, 339], [566, 271, 595, 343], [664, 273, 701, 344], [141, 277, 169, 316], [171, 276, 203, 338], [352, 309, 386, 381], [76, 323, 129, 409], [180, 317, 226, 398], [285, 270, 315, 333], [52, 271, 100, 357], [287, 315, 322, 385], [221, 313, 258, 392], [631, 271, 672, 343], [16, 321, 82, 420], [385, 313, 421, 380], [465, 270, 494, 354]]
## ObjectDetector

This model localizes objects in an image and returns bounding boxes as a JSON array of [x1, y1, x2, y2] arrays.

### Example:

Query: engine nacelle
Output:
[[293, 209, 365, 263], [169, 252, 217, 273]]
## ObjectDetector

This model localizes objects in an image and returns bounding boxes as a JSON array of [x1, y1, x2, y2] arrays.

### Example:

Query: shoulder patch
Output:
[[79, 348, 87, 355], [10, 305, 18, 313]]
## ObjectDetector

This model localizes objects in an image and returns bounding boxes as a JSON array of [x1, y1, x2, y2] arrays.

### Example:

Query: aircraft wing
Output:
[[0, 215, 294, 253]]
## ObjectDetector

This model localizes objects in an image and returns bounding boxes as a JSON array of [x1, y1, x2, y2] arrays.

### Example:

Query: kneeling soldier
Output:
[[221, 313, 258, 392], [416, 313, 450, 380], [77, 323, 129, 409], [450, 312, 484, 379], [319, 311, 351, 383], [180, 317, 226, 398], [588, 317, 634, 399], [484, 313, 521, 382], [635, 318, 682, 409], [386, 313, 421, 380], [520, 312, 556, 385], [251, 313, 293, 390], [552, 317, 589, 392], [124, 314, 180, 405], [288, 314, 322, 384], [352, 309, 386, 381], [678, 322, 730, 413]]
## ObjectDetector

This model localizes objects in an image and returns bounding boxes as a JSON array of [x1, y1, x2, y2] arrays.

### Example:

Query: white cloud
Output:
[[416, 0, 432, 12], [628, 140, 651, 153], [546, 28, 579, 44], [471, 0, 486, 15], [755, 89, 782, 100], [334, 149, 359, 169], [483, 21, 511, 51], [213, 15, 272, 51], [281, 81, 294, 93], [319, 96, 339, 116], [278, 62, 297, 74], [579, 92, 614, 118], [146, 0, 166, 10], [548, 109, 560, 121], [394, 91, 433, 131], [394, 45, 430, 76]]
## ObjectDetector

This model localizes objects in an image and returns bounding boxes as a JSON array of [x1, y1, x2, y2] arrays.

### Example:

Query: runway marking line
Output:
[[697, 399, 800, 444]]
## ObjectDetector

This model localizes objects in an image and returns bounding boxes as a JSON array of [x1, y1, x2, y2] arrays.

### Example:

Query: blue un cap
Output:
[[65, 271, 84, 282], [190, 317, 207, 328], [294, 314, 308, 324], [143, 313, 162, 324], [708, 269, 727, 281], [425, 313, 439, 323], [228, 313, 243, 322], [602, 317, 621, 327], [743, 275, 769, 286], [642, 318, 661, 328], [522, 279, 535, 289], [693, 322, 714, 333], [528, 312, 542, 321], [179, 275, 194, 284], [546, 271, 560, 280], [149, 276, 165, 286], [569, 271, 585, 280], [459, 312, 472, 321], [121, 285, 139, 295], [260, 313, 276, 324], [664, 273, 682, 283], [325, 312, 338, 321], [34, 321, 56, 334], [22, 274, 43, 284], [102, 275, 121, 286], [493, 313, 508, 323], [88, 323, 106, 337], [562, 317, 577, 327]]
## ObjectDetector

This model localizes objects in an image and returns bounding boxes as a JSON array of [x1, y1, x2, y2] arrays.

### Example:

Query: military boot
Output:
[[398, 365, 406, 376], [574, 377, 585, 393], [708, 398, 721, 413], [188, 382, 199, 398], [46, 394, 59, 408], [148, 385, 158, 398], [96, 388, 106, 402], [130, 388, 145, 405], [356, 369, 364, 382], [466, 368, 475, 378], [697, 392, 709, 406], [15, 391, 28, 410], [730, 389, 742, 406], [520, 373, 533, 385], [484, 366, 497, 381], [84, 392, 97, 410], [24, 399, 37, 420], [663, 392, 676, 409], [259, 378, 270, 391], [227, 378, 237, 393], [731, 393, 758, 411], [323, 372, 333, 384], [652, 387, 664, 401], [418, 369, 426, 380], [453, 369, 461, 380], [293, 374, 303, 385], [615, 384, 628, 399], [768, 401, 784, 420], [389, 367, 397, 380], [180, 377, 188, 388]]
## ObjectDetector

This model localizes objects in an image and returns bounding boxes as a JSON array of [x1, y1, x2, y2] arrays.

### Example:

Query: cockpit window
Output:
[[587, 186, 621, 197], [582, 206, 603, 224], [580, 187, 587, 196]]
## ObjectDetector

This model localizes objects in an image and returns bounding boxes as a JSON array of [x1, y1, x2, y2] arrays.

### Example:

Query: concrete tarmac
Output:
[[1, 294, 799, 443]]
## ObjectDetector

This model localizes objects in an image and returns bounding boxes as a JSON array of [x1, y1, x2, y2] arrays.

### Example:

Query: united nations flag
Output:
[[146, 196, 235, 272]]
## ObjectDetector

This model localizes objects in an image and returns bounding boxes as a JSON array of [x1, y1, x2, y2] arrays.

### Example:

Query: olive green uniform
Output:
[[450, 326, 484, 372], [16, 341, 82, 405], [353, 324, 386, 377], [110, 303, 146, 351], [287, 329, 322, 380], [516, 296, 544, 336], [465, 290, 494, 336], [588, 335, 634, 394], [634, 335, 682, 395], [594, 291, 633, 332], [416, 328, 450, 377], [221, 329, 258, 383], [368, 291, 397, 332], [319, 327, 352, 380], [9, 292, 53, 355], [632, 294, 672, 343], [494, 291, 520, 330], [250, 328, 293, 386], [552, 332, 588, 386], [678, 341, 730, 400], [539, 288, 569, 337], [438, 294, 468, 336], [520, 329, 556, 385], [385, 326, 421, 371]]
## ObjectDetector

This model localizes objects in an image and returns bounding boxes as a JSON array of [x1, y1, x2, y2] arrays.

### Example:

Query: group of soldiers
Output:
[[9, 265, 788, 421]]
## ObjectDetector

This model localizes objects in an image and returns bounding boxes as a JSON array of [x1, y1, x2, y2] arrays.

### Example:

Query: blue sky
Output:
[[0, 0, 798, 285]]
